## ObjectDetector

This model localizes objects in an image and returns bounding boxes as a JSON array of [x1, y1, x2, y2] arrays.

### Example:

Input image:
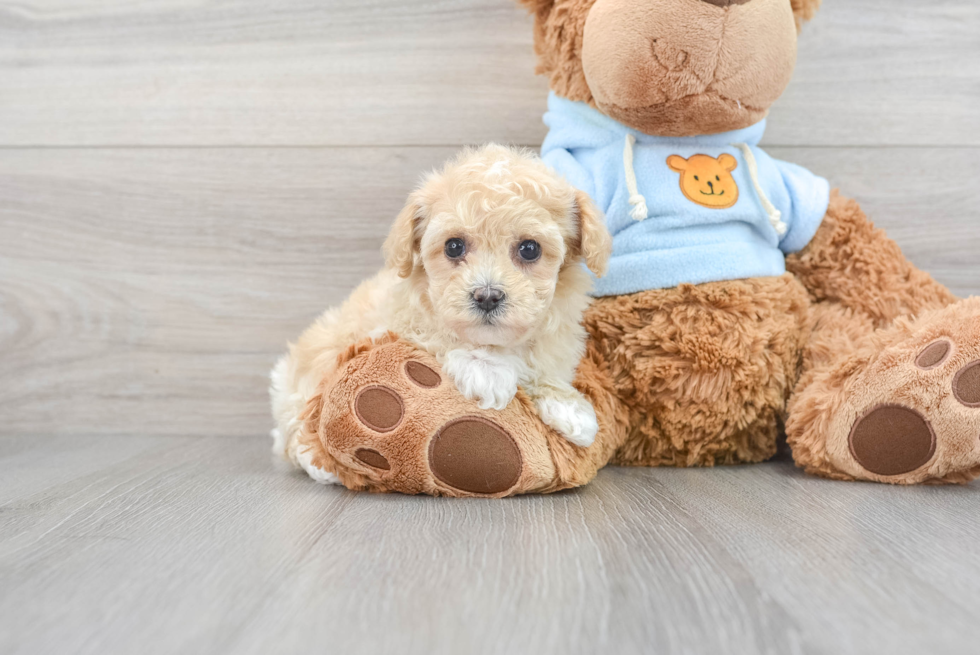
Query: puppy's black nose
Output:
[[473, 286, 505, 313]]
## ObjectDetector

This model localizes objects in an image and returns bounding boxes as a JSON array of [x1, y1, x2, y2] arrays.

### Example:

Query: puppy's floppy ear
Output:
[[791, 0, 821, 29], [572, 189, 611, 278], [383, 192, 428, 278]]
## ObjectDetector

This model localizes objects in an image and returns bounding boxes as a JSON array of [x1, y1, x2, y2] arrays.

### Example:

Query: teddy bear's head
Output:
[[518, 0, 822, 136]]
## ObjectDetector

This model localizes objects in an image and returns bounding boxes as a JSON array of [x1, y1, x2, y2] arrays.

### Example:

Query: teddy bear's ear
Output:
[[515, 0, 554, 12], [791, 0, 822, 29], [515, 0, 554, 19]]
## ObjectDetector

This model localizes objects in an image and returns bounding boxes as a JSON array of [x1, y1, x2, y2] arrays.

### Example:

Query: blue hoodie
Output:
[[541, 93, 831, 297]]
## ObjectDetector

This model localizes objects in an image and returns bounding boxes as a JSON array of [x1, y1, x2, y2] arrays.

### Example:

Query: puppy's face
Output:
[[419, 200, 565, 346], [384, 146, 610, 347]]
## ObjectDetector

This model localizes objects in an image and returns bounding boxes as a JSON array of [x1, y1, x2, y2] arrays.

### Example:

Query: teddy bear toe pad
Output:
[[915, 339, 952, 370], [405, 361, 441, 388], [355, 448, 391, 470], [353, 386, 404, 432], [953, 361, 980, 407]]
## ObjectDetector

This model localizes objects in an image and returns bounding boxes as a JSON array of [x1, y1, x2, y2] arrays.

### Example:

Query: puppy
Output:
[[270, 145, 611, 481]]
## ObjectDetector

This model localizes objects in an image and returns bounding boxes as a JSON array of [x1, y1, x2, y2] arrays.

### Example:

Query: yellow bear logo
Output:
[[666, 154, 739, 209]]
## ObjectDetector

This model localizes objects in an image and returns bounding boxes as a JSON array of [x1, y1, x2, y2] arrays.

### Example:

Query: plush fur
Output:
[[277, 0, 980, 496], [585, 274, 811, 468]]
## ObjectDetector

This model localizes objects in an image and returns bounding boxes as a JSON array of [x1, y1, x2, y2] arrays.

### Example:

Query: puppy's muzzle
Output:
[[472, 285, 506, 314]]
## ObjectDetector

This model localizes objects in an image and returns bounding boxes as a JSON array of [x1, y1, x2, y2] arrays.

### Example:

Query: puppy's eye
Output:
[[444, 238, 466, 260], [518, 240, 541, 263]]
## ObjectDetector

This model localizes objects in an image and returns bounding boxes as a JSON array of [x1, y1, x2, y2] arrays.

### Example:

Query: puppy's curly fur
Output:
[[270, 145, 611, 480]]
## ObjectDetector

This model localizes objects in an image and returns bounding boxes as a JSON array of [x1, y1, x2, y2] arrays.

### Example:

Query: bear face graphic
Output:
[[667, 154, 739, 209]]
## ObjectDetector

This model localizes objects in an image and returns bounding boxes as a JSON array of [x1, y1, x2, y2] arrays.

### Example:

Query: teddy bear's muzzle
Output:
[[580, 0, 797, 136], [698, 0, 754, 6]]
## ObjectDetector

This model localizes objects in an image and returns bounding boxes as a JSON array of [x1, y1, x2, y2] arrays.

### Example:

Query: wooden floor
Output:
[[3, 436, 980, 655], [2, 0, 979, 653]]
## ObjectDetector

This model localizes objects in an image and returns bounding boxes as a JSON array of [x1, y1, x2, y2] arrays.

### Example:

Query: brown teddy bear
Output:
[[293, 0, 980, 496]]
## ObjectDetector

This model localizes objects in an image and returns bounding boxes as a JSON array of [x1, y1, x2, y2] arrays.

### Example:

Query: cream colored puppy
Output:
[[270, 145, 611, 481]]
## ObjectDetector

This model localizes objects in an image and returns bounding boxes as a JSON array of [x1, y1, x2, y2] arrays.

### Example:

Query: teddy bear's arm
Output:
[[786, 192, 957, 327]]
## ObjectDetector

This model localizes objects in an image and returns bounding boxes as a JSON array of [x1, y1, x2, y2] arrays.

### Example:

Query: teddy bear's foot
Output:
[[298, 334, 611, 497], [788, 299, 980, 484]]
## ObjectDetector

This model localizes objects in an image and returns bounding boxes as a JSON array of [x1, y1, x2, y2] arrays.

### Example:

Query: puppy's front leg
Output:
[[442, 349, 526, 411], [525, 382, 599, 448]]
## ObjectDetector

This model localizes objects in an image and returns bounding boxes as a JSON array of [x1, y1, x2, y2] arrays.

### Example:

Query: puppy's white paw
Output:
[[443, 349, 523, 411], [295, 445, 342, 486], [535, 397, 598, 447]]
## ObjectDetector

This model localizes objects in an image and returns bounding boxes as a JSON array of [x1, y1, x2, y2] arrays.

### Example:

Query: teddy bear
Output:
[[290, 0, 980, 496]]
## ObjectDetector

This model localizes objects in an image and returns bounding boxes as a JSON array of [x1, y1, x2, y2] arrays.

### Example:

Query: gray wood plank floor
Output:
[[3, 436, 980, 655], [2, 0, 979, 653]]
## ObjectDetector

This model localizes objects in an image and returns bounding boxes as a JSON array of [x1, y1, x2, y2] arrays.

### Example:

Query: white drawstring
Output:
[[623, 134, 649, 221], [732, 142, 787, 236]]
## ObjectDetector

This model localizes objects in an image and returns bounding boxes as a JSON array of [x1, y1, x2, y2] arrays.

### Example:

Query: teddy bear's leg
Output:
[[297, 334, 628, 497], [787, 299, 980, 484], [584, 275, 811, 468], [785, 194, 980, 484]]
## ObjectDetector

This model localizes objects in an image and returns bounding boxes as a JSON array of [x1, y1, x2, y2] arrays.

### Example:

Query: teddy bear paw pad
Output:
[[428, 417, 522, 494], [831, 301, 980, 484], [849, 405, 936, 477]]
